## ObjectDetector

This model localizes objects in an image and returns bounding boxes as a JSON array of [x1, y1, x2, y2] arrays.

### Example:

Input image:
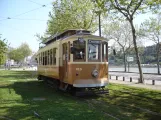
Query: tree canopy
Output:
[[94, 0, 161, 83], [0, 35, 7, 65], [36, 0, 99, 41], [47, 0, 97, 35], [8, 43, 32, 63], [140, 13, 161, 74]]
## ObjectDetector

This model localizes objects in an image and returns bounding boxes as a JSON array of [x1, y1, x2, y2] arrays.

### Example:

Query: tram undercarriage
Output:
[[38, 75, 109, 96]]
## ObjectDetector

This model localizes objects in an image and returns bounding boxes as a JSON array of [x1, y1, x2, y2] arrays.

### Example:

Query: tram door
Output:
[[62, 43, 68, 81]]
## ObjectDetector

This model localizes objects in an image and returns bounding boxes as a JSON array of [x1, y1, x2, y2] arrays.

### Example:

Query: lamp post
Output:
[[98, 12, 101, 37], [94, 10, 102, 37]]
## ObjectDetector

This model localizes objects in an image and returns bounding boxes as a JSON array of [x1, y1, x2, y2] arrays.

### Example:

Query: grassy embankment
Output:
[[0, 70, 161, 120]]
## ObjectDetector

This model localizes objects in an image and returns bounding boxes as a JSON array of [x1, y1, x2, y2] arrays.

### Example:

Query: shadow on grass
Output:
[[1, 70, 161, 120], [1, 80, 107, 120], [100, 84, 161, 120]]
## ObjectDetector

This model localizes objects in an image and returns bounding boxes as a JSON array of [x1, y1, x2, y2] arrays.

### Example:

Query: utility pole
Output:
[[98, 12, 101, 37]]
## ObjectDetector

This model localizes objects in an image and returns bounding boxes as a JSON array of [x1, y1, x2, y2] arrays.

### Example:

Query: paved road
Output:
[[109, 71, 161, 85], [109, 71, 161, 81]]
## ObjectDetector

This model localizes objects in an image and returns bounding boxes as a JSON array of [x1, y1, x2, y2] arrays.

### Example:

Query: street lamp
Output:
[[98, 12, 101, 37], [95, 10, 102, 37]]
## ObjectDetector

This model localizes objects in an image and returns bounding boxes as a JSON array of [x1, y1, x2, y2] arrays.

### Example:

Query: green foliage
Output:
[[140, 13, 161, 74], [46, 0, 97, 36], [9, 43, 32, 62], [35, 33, 48, 42], [95, 0, 161, 81], [0, 35, 7, 65], [103, 21, 133, 50], [140, 13, 161, 43], [109, 44, 160, 65], [92, 0, 108, 15]]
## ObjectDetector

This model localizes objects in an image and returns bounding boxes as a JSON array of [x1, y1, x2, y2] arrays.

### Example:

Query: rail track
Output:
[[44, 80, 161, 119], [4, 80, 160, 120]]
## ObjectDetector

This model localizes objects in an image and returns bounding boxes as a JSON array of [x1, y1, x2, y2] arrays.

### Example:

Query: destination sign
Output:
[[88, 40, 101, 44]]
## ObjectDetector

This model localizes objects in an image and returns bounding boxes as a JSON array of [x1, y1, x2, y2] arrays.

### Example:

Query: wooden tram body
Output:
[[36, 29, 109, 95]]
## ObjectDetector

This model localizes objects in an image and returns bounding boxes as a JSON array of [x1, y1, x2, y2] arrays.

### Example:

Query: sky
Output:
[[0, 0, 156, 53], [0, 0, 53, 53]]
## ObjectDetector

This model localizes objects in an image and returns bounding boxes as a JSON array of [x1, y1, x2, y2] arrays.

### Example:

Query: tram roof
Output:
[[43, 29, 91, 45]]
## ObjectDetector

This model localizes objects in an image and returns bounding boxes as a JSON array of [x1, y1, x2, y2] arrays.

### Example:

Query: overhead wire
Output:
[[0, 1, 52, 22], [0, 1, 52, 37], [14, 6, 44, 18], [0, 6, 43, 22], [26, 0, 52, 8], [5, 17, 47, 21]]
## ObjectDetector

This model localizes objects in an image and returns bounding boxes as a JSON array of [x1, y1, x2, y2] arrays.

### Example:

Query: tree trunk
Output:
[[156, 43, 160, 74], [123, 48, 127, 72], [129, 19, 144, 83]]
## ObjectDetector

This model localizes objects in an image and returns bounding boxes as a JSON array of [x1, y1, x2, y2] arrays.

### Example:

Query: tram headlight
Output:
[[92, 70, 98, 78]]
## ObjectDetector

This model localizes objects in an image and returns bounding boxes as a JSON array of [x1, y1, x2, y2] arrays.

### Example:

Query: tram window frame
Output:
[[43, 52, 45, 65], [88, 40, 101, 62], [73, 40, 86, 62]]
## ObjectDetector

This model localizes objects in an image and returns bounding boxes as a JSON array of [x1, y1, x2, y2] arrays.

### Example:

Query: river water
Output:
[[109, 66, 161, 74]]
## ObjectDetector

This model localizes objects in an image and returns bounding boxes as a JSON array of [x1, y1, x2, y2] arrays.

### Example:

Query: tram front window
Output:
[[73, 40, 86, 61], [88, 40, 101, 61]]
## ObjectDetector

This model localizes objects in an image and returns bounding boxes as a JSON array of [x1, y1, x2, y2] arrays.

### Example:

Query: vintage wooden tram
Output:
[[36, 29, 109, 95]]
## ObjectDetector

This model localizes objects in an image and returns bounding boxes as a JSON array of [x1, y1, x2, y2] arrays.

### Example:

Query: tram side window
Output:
[[38, 54, 40, 65], [68, 42, 70, 61], [73, 40, 86, 61], [88, 40, 101, 61], [53, 48, 56, 65], [47, 50, 50, 65], [41, 52, 42, 65], [45, 51, 47, 65], [39, 53, 41, 65], [39, 53, 40, 65], [50, 49, 52, 65], [43, 52, 45, 65], [102, 43, 108, 61]]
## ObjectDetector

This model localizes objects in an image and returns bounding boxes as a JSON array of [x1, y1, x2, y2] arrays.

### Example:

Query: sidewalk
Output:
[[110, 79, 161, 91], [109, 71, 161, 80]]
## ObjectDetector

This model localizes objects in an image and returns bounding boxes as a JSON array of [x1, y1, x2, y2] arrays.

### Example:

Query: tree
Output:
[[9, 43, 32, 63], [93, 0, 108, 36], [0, 35, 7, 65], [140, 13, 161, 74], [103, 21, 133, 72], [95, 0, 161, 83], [109, 0, 145, 83], [45, 0, 97, 37], [19, 43, 32, 58]]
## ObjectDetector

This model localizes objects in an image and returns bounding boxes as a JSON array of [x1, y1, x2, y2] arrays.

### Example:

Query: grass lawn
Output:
[[0, 70, 161, 120]]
